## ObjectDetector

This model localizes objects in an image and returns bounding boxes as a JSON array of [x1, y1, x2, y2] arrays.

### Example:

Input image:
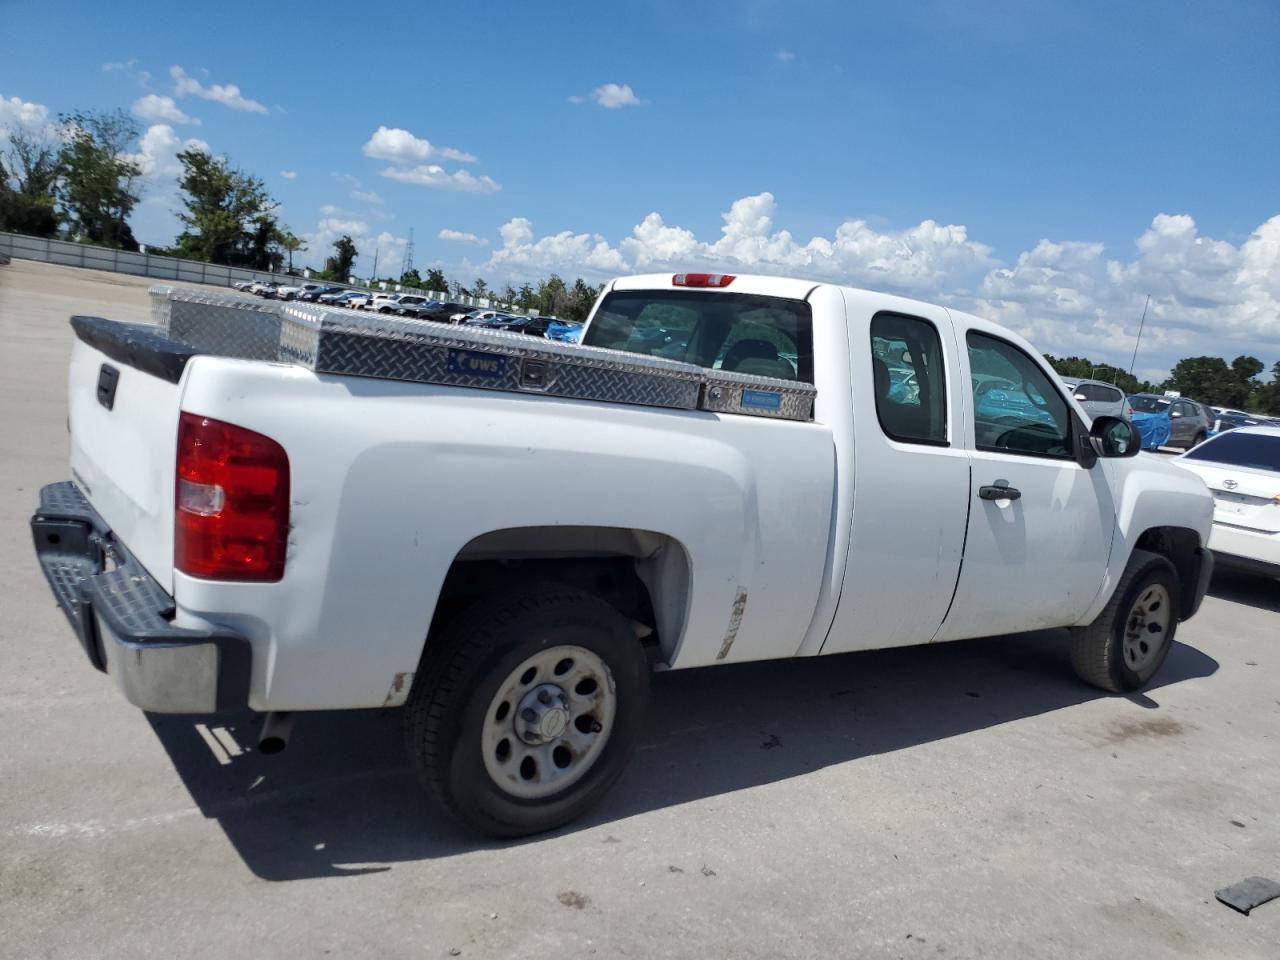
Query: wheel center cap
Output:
[[516, 684, 570, 745]]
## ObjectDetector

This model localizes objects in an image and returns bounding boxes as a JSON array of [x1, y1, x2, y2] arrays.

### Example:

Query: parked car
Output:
[[231, 281, 255, 292], [545, 319, 584, 343], [318, 289, 357, 306], [296, 285, 346, 303], [1060, 378, 1133, 421], [1127, 394, 1213, 450], [1174, 426, 1280, 578], [247, 281, 278, 296], [496, 315, 554, 337], [972, 376, 1059, 430], [401, 301, 471, 323], [274, 282, 330, 302], [32, 272, 1214, 838], [1208, 409, 1269, 435]]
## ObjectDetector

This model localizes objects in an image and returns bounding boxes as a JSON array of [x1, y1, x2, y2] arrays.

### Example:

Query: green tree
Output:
[[279, 230, 306, 274], [323, 235, 357, 281], [536, 273, 567, 316], [473, 277, 490, 300], [424, 267, 448, 293], [1043, 354, 1143, 394], [501, 283, 517, 307], [173, 149, 279, 266], [57, 110, 142, 249], [516, 283, 534, 310], [1166, 356, 1247, 407], [0, 126, 62, 236], [1247, 361, 1280, 415], [400, 267, 422, 288], [561, 277, 601, 322]]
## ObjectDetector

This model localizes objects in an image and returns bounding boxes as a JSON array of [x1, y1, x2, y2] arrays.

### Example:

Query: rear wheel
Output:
[[1190, 431, 1206, 448], [1070, 549, 1180, 692], [403, 584, 649, 837]]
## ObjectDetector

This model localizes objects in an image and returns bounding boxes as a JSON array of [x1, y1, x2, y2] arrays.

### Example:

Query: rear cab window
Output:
[[870, 313, 947, 445], [583, 290, 813, 382]]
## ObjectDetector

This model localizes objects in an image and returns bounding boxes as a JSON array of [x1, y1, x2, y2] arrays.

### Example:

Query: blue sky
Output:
[[3, 0, 1279, 378]]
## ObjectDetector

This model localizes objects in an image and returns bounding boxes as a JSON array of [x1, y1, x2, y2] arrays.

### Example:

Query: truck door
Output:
[[821, 293, 971, 654], [936, 328, 1115, 641]]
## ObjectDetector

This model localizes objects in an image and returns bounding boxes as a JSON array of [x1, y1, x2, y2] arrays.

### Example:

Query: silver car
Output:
[[1060, 378, 1133, 420]]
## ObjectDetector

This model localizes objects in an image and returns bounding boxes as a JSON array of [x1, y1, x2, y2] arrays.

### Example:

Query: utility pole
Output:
[[400, 227, 415, 279], [371, 246, 380, 284], [1128, 294, 1150, 377]]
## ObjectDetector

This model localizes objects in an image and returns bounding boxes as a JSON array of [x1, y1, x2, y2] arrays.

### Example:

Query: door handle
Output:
[[978, 483, 1021, 501]]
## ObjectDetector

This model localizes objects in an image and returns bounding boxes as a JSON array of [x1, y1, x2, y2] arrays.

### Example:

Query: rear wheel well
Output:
[[1132, 526, 1202, 617], [429, 527, 691, 666]]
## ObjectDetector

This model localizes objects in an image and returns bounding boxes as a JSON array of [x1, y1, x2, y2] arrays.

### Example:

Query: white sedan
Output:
[[1176, 426, 1280, 578]]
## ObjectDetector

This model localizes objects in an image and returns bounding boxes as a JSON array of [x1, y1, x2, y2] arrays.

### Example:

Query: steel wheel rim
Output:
[[481, 645, 617, 800], [1123, 583, 1171, 671]]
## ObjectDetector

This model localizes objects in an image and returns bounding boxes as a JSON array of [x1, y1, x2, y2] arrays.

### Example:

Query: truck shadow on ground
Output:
[[146, 629, 1218, 881]]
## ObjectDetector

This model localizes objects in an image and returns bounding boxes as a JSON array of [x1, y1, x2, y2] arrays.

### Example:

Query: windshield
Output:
[[1184, 432, 1280, 471], [1129, 396, 1170, 413], [583, 289, 813, 382]]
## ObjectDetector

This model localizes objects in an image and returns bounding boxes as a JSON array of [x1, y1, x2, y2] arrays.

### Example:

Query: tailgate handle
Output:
[[96, 364, 120, 410]]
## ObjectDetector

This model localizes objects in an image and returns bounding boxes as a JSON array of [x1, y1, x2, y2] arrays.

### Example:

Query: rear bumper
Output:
[[30, 481, 250, 713], [1209, 522, 1280, 577]]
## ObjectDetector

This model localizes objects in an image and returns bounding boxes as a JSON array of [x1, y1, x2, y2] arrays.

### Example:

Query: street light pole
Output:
[[1128, 294, 1150, 377]]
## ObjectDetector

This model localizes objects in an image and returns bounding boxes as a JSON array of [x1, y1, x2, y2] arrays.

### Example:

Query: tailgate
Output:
[[68, 318, 193, 593]]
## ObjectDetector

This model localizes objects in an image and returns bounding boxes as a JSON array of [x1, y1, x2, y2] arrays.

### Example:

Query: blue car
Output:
[[545, 320, 584, 343], [973, 377, 1058, 429]]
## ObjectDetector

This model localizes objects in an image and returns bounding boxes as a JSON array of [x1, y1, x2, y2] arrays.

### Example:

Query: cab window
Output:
[[967, 332, 1072, 458], [870, 313, 947, 445], [584, 290, 813, 382]]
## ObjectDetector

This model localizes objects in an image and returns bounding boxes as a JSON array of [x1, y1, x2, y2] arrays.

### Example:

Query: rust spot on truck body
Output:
[[715, 588, 748, 660], [383, 671, 414, 707]]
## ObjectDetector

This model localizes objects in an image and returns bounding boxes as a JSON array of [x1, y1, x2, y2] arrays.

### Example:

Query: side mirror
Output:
[[1074, 393, 1087, 401], [1089, 416, 1140, 459]]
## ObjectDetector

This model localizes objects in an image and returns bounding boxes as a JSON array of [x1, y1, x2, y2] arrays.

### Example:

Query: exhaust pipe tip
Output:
[[258, 711, 294, 755]]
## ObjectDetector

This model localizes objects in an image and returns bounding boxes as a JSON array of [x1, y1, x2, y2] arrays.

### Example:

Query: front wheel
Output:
[[1070, 549, 1180, 692], [403, 584, 650, 837]]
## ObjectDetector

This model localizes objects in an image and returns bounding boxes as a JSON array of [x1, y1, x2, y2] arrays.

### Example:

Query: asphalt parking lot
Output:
[[1, 259, 1278, 959]]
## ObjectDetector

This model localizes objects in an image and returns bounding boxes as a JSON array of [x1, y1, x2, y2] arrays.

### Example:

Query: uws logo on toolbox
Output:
[[447, 348, 508, 379]]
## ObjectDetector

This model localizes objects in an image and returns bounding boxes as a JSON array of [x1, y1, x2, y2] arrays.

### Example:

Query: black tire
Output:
[[1070, 549, 1181, 692], [1191, 432, 1206, 448], [403, 584, 650, 837]]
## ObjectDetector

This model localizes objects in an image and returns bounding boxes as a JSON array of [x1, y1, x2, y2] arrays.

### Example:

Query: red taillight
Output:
[[176, 412, 290, 581], [672, 273, 735, 288]]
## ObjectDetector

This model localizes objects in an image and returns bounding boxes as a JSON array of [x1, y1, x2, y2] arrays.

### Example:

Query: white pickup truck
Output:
[[31, 272, 1214, 836]]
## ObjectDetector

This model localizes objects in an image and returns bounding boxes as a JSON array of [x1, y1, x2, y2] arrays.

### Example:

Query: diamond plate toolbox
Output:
[[148, 286, 815, 421]]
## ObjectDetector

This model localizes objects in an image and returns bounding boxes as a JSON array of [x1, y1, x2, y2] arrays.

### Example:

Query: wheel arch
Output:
[[429, 525, 693, 668], [1130, 525, 1205, 620]]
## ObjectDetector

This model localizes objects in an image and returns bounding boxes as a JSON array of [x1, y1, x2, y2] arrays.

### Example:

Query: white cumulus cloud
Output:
[[301, 218, 408, 277], [380, 164, 500, 193], [584, 83, 644, 108], [438, 228, 487, 245], [776, 49, 796, 62], [280, 169, 297, 179], [361, 125, 497, 193], [127, 123, 210, 180], [474, 193, 1280, 378], [0, 94, 50, 132], [351, 189, 382, 205], [362, 126, 476, 164], [170, 66, 268, 114], [132, 94, 199, 125]]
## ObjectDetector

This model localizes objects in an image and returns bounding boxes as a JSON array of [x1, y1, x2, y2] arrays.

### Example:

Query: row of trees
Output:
[[1046, 354, 1280, 414]]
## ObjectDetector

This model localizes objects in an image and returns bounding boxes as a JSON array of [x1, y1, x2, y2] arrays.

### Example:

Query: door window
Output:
[[967, 332, 1073, 458], [870, 313, 947, 445]]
